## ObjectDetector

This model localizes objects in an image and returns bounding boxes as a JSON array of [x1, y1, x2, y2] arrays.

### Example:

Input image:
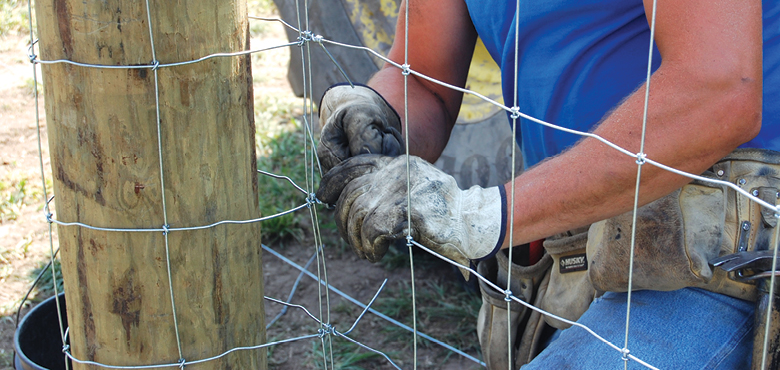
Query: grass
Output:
[[380, 245, 452, 272], [255, 93, 320, 244], [29, 259, 63, 300], [374, 278, 482, 355], [247, 0, 278, 17], [0, 236, 31, 280], [247, 0, 279, 38], [0, 0, 32, 37], [0, 348, 12, 368], [308, 336, 384, 370], [0, 172, 50, 224], [22, 76, 41, 97]]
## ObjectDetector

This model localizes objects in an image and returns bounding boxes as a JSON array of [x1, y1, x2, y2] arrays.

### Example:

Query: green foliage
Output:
[[0, 174, 47, 223], [318, 215, 349, 256], [333, 300, 357, 317], [255, 94, 317, 244], [0, 0, 32, 36], [247, 0, 278, 17], [379, 246, 410, 271], [30, 259, 64, 300], [249, 22, 270, 38], [22, 76, 42, 96], [0, 348, 13, 368], [380, 245, 450, 272], [375, 278, 482, 353], [308, 337, 383, 370]]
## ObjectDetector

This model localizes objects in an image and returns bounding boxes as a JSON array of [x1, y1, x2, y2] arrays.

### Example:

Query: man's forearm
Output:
[[367, 67, 459, 163], [501, 60, 762, 248]]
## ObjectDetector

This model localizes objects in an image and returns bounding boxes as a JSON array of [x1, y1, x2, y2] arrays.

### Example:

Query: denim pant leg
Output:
[[521, 288, 754, 370]]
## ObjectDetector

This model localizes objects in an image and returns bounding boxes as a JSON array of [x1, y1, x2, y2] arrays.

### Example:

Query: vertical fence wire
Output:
[[401, 0, 420, 369], [19, 0, 780, 368], [622, 0, 659, 366], [505, 0, 523, 368], [141, 0, 187, 361], [26, 1, 69, 369]]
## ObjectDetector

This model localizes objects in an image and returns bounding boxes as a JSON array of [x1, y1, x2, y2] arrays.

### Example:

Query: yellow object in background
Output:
[[343, 0, 504, 124]]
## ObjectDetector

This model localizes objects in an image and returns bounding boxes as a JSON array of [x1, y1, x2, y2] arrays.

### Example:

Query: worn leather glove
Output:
[[317, 84, 404, 172], [316, 154, 507, 267]]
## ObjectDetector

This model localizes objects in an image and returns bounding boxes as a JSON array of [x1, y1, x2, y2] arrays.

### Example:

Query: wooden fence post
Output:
[[35, 0, 266, 368]]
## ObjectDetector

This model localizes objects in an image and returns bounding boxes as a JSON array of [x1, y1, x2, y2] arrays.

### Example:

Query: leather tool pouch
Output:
[[587, 148, 780, 301], [540, 228, 597, 329], [476, 250, 552, 370]]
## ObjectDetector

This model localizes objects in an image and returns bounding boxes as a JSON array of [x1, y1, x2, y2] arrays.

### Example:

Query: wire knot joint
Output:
[[306, 193, 319, 208], [299, 31, 318, 45], [635, 152, 646, 165], [27, 40, 38, 63], [503, 289, 513, 302], [509, 106, 521, 120], [401, 64, 411, 76], [318, 324, 335, 338], [621, 347, 630, 362], [162, 224, 170, 235]]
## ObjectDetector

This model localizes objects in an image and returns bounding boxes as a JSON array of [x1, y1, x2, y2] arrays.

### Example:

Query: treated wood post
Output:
[[35, 0, 266, 368]]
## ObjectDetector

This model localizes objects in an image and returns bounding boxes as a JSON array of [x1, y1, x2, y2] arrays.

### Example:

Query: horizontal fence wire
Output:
[[261, 244, 486, 366], [23, 4, 778, 369]]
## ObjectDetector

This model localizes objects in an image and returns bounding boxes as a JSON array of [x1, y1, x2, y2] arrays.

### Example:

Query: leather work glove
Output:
[[316, 154, 507, 267], [317, 84, 404, 172]]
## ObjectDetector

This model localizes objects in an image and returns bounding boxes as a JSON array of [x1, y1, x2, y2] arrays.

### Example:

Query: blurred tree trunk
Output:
[[35, 0, 266, 368]]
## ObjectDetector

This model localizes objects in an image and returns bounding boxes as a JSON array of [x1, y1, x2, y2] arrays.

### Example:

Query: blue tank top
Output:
[[465, 0, 780, 167]]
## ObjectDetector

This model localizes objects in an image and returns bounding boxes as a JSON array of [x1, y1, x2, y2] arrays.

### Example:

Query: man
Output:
[[316, 0, 779, 368]]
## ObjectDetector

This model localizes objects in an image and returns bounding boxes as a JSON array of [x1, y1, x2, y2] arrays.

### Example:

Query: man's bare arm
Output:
[[362, 0, 761, 249], [501, 0, 762, 247], [367, 0, 478, 163]]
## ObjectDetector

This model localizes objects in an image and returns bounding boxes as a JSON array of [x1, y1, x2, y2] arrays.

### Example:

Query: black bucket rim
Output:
[[13, 293, 68, 370]]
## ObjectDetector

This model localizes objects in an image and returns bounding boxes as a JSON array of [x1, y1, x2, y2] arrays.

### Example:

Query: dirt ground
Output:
[[0, 32, 58, 369], [0, 9, 483, 370]]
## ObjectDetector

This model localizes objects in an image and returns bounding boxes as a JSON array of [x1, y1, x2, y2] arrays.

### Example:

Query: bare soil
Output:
[[0, 10, 483, 370], [0, 32, 57, 370]]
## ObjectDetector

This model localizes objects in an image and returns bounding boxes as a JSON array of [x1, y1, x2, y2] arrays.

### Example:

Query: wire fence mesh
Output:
[[18, 0, 779, 369]]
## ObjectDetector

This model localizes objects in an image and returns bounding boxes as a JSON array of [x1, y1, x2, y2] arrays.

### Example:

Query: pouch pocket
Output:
[[476, 250, 551, 370], [586, 181, 726, 293], [540, 229, 596, 329]]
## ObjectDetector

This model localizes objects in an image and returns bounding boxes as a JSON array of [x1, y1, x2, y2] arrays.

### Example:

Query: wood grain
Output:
[[35, 0, 266, 368]]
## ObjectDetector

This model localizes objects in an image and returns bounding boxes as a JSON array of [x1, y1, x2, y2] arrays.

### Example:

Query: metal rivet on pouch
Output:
[[717, 170, 724, 177], [752, 189, 759, 197], [742, 221, 751, 231], [738, 178, 747, 185]]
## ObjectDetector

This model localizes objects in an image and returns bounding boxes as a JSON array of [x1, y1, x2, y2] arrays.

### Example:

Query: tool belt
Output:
[[588, 148, 780, 301], [476, 148, 780, 369], [476, 249, 552, 370]]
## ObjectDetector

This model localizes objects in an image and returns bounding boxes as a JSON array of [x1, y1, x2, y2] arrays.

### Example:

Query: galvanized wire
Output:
[[623, 0, 660, 367], [261, 244, 484, 366], [21, 3, 779, 369]]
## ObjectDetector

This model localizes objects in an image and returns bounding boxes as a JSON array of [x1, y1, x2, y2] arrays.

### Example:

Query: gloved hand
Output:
[[317, 84, 404, 172], [316, 154, 507, 267]]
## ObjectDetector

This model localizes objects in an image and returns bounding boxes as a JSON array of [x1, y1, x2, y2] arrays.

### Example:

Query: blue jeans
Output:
[[521, 288, 754, 369]]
